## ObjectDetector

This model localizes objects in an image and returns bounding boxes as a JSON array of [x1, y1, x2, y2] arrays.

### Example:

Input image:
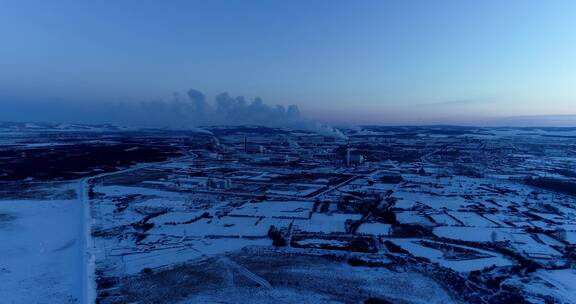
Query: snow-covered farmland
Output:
[[0, 200, 82, 303]]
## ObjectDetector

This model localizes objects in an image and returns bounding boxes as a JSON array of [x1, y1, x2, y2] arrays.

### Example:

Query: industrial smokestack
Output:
[[346, 148, 351, 167]]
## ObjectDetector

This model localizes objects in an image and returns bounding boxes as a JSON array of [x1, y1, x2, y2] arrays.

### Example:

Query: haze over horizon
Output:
[[1, 0, 575, 127]]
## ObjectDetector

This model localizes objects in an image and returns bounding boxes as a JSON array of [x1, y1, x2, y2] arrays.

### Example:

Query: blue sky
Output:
[[0, 0, 575, 125]]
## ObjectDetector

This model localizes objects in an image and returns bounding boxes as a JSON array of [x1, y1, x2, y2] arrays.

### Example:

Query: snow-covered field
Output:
[[392, 238, 514, 272], [2, 125, 576, 304], [0, 199, 82, 304]]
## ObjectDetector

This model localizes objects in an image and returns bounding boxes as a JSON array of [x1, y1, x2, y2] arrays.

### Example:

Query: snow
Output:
[[538, 269, 576, 303], [357, 223, 392, 235], [397, 211, 435, 226], [228, 200, 314, 219], [523, 269, 576, 304], [100, 185, 186, 199], [5, 126, 575, 303], [392, 238, 514, 272], [448, 212, 497, 227], [178, 261, 456, 304], [293, 213, 361, 233], [429, 213, 460, 226], [434, 226, 513, 243], [433, 227, 562, 258], [265, 184, 324, 197], [566, 231, 576, 245], [158, 216, 269, 237], [295, 238, 349, 248], [120, 238, 272, 274], [0, 200, 82, 303]]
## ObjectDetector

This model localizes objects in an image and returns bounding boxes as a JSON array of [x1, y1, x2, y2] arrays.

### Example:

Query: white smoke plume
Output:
[[0, 88, 347, 138], [126, 88, 346, 138]]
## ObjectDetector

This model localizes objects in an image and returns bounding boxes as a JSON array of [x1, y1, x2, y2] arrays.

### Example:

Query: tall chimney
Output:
[[346, 148, 351, 167]]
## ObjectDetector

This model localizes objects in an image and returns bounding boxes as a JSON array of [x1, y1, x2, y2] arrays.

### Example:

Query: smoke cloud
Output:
[[0, 88, 346, 138], [113, 89, 345, 138]]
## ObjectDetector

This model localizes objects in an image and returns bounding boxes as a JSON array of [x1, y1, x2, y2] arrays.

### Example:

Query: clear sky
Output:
[[1, 0, 575, 125]]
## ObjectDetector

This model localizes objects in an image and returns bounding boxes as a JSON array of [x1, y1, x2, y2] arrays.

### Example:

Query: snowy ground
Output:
[[0, 199, 82, 304], [3, 126, 576, 304]]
